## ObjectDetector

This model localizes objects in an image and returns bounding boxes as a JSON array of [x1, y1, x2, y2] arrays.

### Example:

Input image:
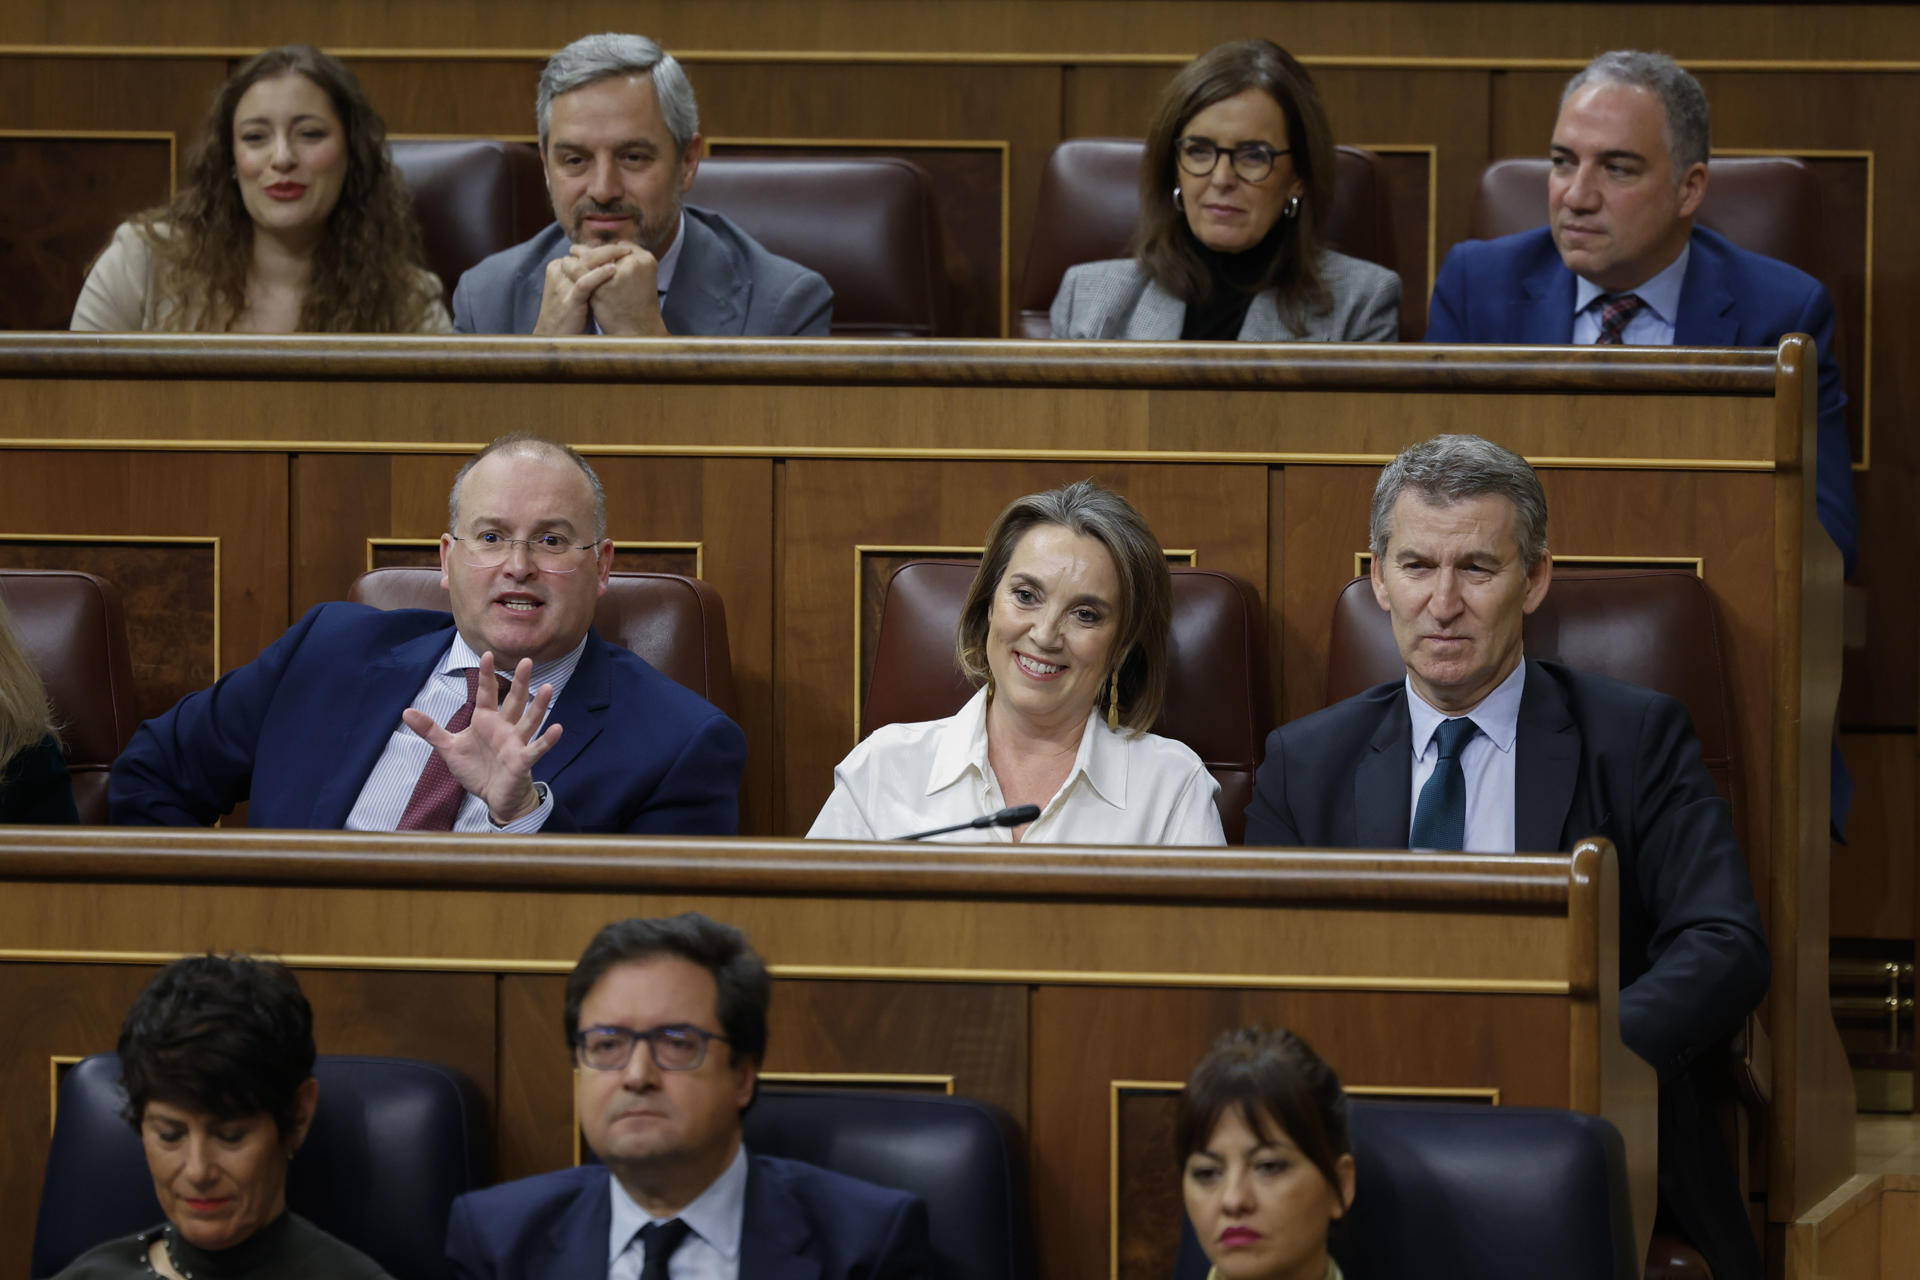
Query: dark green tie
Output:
[[1410, 717, 1478, 850]]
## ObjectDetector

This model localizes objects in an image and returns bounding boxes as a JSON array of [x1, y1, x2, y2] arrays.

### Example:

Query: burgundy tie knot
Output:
[[1594, 292, 1645, 345]]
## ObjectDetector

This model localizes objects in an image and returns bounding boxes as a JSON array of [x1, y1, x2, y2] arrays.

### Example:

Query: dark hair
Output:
[[1370, 434, 1550, 570], [448, 432, 609, 540], [954, 480, 1173, 734], [563, 913, 771, 1068], [1133, 39, 1337, 325], [131, 44, 437, 332], [1176, 1026, 1350, 1195], [117, 954, 316, 1137]]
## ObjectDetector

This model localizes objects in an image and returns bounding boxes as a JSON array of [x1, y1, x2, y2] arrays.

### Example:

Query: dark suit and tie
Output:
[[1251, 433, 1770, 1278]]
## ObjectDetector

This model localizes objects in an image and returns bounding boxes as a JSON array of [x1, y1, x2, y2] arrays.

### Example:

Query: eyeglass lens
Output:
[[577, 1026, 709, 1071], [1177, 138, 1279, 182]]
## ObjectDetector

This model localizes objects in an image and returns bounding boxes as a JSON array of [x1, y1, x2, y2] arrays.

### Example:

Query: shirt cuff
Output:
[[490, 782, 551, 834]]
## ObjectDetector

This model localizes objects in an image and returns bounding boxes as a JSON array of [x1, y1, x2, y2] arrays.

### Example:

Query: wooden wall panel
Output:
[[1831, 732, 1916, 941], [0, 135, 172, 330], [0, 450, 287, 712], [1029, 985, 1572, 1280], [780, 458, 1269, 833]]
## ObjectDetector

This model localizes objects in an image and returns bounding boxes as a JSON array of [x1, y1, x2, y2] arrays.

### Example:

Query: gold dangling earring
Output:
[[1107, 668, 1121, 731]]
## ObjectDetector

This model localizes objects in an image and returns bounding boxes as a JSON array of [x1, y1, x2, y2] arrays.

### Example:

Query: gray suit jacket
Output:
[[451, 205, 833, 336], [1049, 249, 1401, 341]]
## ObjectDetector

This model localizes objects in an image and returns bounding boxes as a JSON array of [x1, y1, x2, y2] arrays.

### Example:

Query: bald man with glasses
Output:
[[110, 433, 745, 834]]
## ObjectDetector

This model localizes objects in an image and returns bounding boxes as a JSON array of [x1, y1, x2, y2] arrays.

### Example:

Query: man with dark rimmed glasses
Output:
[[447, 913, 932, 1279], [110, 432, 744, 833]]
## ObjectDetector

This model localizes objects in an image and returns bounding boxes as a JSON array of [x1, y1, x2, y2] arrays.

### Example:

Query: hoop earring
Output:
[[1172, 185, 1183, 210], [1107, 668, 1121, 731], [1282, 194, 1302, 220]]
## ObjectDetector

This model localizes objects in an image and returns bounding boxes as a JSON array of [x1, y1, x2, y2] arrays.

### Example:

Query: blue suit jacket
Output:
[[1244, 660, 1767, 1276], [1426, 224, 1858, 575], [452, 206, 833, 337], [444, 1157, 932, 1280], [109, 603, 745, 835]]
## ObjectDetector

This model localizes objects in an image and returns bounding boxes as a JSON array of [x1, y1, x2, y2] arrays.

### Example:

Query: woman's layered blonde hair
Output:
[[0, 597, 56, 769]]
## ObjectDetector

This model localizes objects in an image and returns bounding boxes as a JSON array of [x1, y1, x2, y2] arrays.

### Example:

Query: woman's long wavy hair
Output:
[[133, 45, 436, 332], [1132, 39, 1336, 327], [0, 596, 57, 770]]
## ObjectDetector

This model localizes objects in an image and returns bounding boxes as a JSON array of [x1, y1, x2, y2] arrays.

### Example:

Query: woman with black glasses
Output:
[[1050, 39, 1400, 343]]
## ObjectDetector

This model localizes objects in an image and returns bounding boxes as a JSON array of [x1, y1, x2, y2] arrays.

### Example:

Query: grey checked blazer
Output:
[[1049, 249, 1401, 341]]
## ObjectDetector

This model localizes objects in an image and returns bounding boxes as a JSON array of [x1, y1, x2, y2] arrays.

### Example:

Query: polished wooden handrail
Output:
[[0, 828, 1579, 903], [0, 332, 1783, 392]]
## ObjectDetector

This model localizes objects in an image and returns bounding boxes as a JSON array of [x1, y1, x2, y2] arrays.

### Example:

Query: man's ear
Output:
[[1370, 552, 1392, 613], [1522, 551, 1553, 616], [731, 1054, 758, 1113], [439, 533, 455, 592], [1675, 161, 1709, 220], [679, 133, 704, 194], [594, 538, 614, 597]]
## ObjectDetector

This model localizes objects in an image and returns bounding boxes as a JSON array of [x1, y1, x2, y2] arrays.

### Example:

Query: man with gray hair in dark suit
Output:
[[453, 33, 832, 337]]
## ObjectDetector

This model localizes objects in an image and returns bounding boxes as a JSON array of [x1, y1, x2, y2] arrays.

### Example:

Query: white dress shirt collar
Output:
[[1575, 240, 1691, 329], [924, 686, 1126, 811], [442, 630, 589, 691], [654, 209, 689, 299], [1407, 657, 1526, 756], [607, 1142, 748, 1276]]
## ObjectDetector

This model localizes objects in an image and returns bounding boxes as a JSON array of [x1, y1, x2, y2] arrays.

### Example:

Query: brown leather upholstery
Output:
[[860, 561, 1272, 843], [1469, 156, 1823, 280], [1015, 139, 1399, 338], [1328, 568, 1734, 807], [390, 139, 552, 301], [347, 568, 737, 720], [0, 570, 138, 824], [691, 156, 950, 337]]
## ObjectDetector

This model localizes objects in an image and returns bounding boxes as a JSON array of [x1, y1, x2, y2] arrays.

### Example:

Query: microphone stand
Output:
[[894, 804, 1042, 841]]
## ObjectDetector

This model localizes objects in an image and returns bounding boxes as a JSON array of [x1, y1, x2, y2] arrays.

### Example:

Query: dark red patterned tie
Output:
[[396, 668, 508, 831], [1595, 292, 1645, 345]]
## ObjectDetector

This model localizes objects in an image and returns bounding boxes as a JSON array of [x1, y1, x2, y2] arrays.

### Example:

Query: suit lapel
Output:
[[311, 623, 453, 825], [1122, 278, 1187, 339], [546, 1170, 614, 1275], [1517, 252, 1577, 343], [1514, 662, 1580, 852], [534, 632, 611, 785], [1237, 291, 1303, 341], [662, 213, 747, 335], [1673, 229, 1740, 346], [738, 1158, 822, 1280], [1354, 693, 1414, 848]]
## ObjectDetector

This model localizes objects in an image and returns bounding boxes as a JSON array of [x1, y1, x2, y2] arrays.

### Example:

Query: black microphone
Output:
[[894, 804, 1041, 841]]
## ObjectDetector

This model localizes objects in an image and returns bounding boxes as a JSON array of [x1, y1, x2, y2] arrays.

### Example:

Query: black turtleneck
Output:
[[1180, 221, 1288, 341]]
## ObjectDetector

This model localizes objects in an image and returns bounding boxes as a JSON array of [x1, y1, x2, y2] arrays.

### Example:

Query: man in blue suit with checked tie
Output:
[[1244, 434, 1770, 1279]]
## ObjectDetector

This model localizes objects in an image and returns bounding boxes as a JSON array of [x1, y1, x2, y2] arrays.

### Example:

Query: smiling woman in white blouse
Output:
[[807, 480, 1225, 845]]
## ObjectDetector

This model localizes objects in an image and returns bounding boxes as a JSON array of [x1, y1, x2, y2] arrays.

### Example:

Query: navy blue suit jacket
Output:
[[1244, 660, 1767, 1275], [444, 1157, 932, 1280], [452, 207, 833, 337], [109, 603, 745, 834], [1426, 224, 1858, 575]]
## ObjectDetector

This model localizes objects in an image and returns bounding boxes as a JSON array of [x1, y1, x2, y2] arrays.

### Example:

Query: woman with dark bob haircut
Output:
[[808, 480, 1224, 845], [1051, 39, 1399, 343], [71, 45, 448, 333], [52, 954, 392, 1279], [1178, 1027, 1357, 1280]]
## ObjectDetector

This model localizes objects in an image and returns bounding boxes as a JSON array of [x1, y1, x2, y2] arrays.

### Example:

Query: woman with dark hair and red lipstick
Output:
[[71, 45, 447, 333], [51, 954, 392, 1280], [1179, 1026, 1356, 1280]]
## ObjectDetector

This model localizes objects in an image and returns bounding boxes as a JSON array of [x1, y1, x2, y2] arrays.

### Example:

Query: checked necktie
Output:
[[395, 667, 510, 831], [1594, 292, 1645, 345], [1409, 716, 1479, 851]]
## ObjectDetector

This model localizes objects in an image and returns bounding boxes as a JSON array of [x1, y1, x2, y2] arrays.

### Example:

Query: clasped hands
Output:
[[400, 652, 561, 826], [531, 241, 668, 337]]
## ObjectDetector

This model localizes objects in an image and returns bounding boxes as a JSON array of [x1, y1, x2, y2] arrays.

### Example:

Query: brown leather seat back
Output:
[[390, 139, 553, 301], [1469, 156, 1823, 279], [691, 156, 950, 337], [1327, 568, 1735, 808], [1015, 139, 1399, 338], [347, 568, 737, 719], [0, 570, 139, 823], [861, 560, 1272, 842]]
